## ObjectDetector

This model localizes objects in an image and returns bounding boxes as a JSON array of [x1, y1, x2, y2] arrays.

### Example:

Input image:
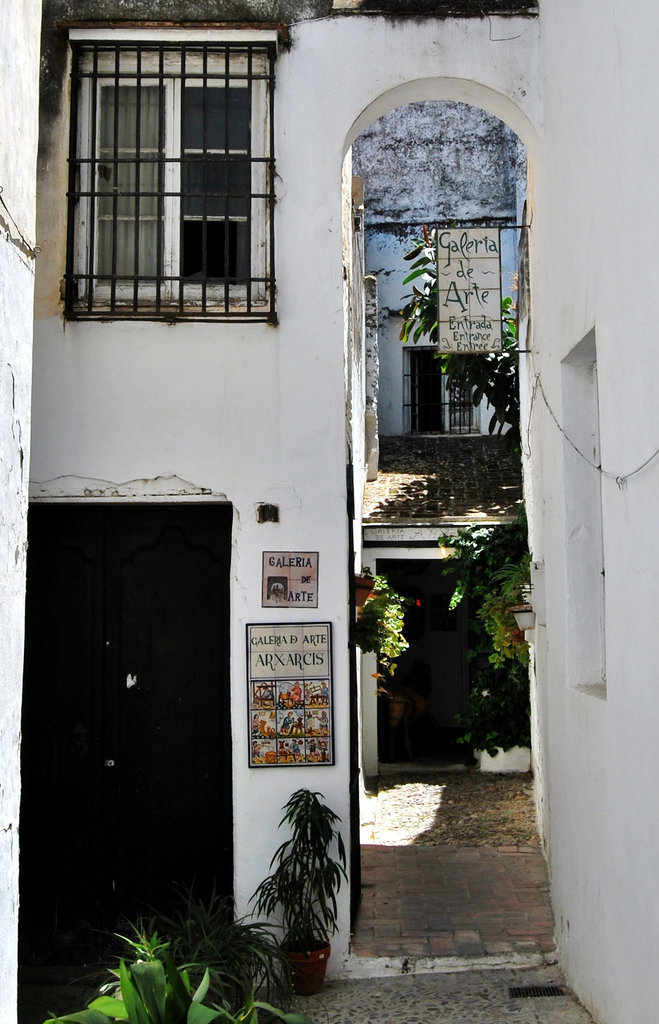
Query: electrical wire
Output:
[[524, 369, 659, 489]]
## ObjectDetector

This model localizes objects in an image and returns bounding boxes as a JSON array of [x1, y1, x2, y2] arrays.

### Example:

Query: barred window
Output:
[[66, 39, 276, 321], [403, 348, 474, 434]]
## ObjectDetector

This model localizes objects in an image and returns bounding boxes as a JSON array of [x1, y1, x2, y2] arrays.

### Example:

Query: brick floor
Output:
[[351, 843, 556, 959]]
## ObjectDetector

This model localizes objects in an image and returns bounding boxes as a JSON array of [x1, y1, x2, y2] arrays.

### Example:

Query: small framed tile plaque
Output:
[[262, 552, 318, 608]]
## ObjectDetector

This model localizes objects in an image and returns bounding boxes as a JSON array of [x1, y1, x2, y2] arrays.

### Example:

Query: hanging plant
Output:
[[354, 573, 412, 678], [476, 553, 531, 668]]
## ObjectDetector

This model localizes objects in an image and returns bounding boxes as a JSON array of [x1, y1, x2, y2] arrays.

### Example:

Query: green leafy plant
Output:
[[251, 789, 347, 955], [439, 511, 531, 754], [207, 991, 308, 1024], [111, 888, 292, 1012], [44, 954, 223, 1024], [43, 945, 308, 1024], [399, 225, 521, 454], [477, 554, 531, 668], [354, 573, 412, 678], [457, 661, 531, 757]]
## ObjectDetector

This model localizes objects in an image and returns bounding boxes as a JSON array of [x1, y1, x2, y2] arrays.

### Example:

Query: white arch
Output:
[[344, 77, 540, 164]]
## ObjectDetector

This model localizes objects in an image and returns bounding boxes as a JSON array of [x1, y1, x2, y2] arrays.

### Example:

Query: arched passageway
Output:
[[345, 92, 543, 963]]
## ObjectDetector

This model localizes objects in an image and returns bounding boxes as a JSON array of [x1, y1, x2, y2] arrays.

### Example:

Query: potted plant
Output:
[[354, 573, 411, 678], [457, 661, 531, 770], [476, 552, 532, 667], [251, 789, 346, 995], [354, 571, 375, 615]]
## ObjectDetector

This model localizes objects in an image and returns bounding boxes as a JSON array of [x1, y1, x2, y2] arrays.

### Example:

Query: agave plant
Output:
[[43, 955, 223, 1024], [109, 886, 292, 1011], [43, 947, 308, 1024]]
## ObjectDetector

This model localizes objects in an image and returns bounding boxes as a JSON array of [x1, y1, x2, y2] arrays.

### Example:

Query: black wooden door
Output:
[[20, 504, 233, 963]]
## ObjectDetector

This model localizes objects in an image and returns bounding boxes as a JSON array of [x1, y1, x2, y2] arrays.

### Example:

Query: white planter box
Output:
[[477, 745, 531, 773]]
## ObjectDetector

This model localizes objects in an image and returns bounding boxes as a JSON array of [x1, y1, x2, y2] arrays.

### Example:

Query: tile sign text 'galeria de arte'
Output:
[[262, 551, 318, 607], [437, 228, 502, 353], [248, 623, 333, 767]]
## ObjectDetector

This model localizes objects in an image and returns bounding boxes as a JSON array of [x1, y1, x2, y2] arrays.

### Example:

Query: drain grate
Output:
[[509, 985, 565, 999]]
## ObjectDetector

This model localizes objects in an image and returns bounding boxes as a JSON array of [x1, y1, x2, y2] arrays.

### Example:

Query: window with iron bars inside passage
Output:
[[66, 40, 276, 321], [403, 348, 474, 433]]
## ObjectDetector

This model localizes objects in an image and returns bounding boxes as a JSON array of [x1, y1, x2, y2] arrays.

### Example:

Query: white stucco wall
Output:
[[524, 3, 659, 1022], [0, 1, 41, 1019], [32, 13, 539, 971]]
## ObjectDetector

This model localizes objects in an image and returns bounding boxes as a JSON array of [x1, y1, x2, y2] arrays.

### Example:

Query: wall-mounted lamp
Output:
[[511, 605, 536, 630]]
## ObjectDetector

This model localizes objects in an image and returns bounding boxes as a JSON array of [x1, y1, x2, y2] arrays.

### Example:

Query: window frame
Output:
[[66, 30, 277, 322]]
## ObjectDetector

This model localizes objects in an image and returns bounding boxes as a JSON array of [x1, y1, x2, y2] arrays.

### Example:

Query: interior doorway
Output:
[[375, 558, 469, 766], [19, 503, 233, 964]]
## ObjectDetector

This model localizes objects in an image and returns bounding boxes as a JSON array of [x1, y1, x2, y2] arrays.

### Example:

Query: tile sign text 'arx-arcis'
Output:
[[437, 228, 502, 352], [248, 623, 333, 767]]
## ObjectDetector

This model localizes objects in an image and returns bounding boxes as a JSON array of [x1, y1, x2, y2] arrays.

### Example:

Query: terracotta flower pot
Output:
[[288, 943, 331, 995], [354, 574, 375, 617]]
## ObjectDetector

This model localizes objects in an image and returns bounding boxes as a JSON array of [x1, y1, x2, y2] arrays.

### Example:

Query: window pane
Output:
[[182, 86, 250, 152], [97, 85, 161, 278], [182, 220, 249, 280], [182, 158, 250, 218]]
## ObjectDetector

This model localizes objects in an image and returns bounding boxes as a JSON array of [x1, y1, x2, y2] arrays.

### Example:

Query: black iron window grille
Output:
[[403, 348, 473, 434], [66, 41, 276, 321]]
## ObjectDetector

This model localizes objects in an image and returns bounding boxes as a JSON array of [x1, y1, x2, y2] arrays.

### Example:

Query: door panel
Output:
[[20, 504, 232, 963]]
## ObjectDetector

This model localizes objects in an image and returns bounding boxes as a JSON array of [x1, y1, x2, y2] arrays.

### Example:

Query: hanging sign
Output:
[[437, 228, 502, 353], [262, 551, 318, 607], [247, 622, 333, 767]]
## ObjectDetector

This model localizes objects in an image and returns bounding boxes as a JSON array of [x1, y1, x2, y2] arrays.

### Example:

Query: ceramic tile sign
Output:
[[248, 622, 333, 767], [437, 228, 502, 352], [262, 551, 319, 608]]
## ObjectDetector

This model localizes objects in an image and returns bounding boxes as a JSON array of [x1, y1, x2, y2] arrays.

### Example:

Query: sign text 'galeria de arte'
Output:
[[247, 623, 333, 767], [437, 228, 503, 353], [262, 551, 318, 607]]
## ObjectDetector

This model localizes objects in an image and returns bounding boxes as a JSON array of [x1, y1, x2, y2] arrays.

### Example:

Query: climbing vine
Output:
[[440, 510, 531, 754]]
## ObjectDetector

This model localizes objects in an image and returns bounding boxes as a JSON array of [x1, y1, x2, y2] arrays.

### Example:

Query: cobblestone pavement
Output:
[[24, 965, 597, 1024], [362, 435, 522, 525], [366, 769, 539, 847], [294, 965, 596, 1023]]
